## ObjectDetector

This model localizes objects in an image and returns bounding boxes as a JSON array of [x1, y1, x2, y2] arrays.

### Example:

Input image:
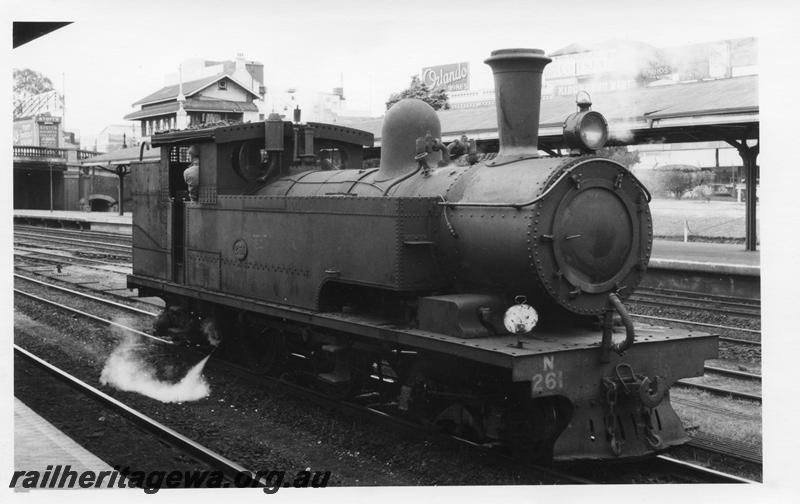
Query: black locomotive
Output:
[[128, 48, 717, 461]]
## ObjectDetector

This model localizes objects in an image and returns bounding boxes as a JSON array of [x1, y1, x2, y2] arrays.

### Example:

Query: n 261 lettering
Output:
[[531, 371, 564, 393]]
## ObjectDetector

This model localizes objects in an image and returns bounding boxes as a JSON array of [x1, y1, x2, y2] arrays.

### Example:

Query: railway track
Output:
[[14, 273, 161, 314], [685, 430, 762, 465], [630, 313, 761, 341], [15, 246, 131, 268], [675, 380, 761, 403], [14, 230, 132, 254], [704, 365, 760, 381], [14, 224, 132, 244], [14, 241, 132, 262], [636, 286, 760, 305], [628, 295, 760, 319], [633, 286, 760, 314], [13, 274, 758, 483], [14, 344, 274, 490], [650, 456, 755, 483]]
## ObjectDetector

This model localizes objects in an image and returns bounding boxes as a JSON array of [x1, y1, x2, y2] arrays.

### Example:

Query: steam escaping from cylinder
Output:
[[100, 319, 212, 403], [201, 318, 221, 346], [484, 48, 552, 164]]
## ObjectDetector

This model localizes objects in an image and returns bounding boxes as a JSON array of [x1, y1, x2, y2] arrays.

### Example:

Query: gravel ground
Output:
[[15, 356, 215, 482]]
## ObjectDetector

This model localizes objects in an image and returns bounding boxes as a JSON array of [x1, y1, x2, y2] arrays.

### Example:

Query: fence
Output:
[[14, 145, 99, 161]]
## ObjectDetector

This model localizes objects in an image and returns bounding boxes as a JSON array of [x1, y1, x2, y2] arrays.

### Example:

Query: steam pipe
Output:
[[601, 293, 636, 361], [484, 48, 551, 166], [438, 160, 653, 209]]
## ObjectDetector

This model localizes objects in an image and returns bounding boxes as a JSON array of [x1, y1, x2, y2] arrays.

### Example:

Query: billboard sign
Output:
[[38, 115, 60, 148], [421, 62, 470, 92], [13, 121, 34, 145]]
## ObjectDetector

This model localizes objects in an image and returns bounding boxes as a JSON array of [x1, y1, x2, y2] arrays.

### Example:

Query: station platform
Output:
[[650, 240, 760, 277], [14, 209, 132, 235], [13, 209, 760, 277], [14, 398, 111, 479]]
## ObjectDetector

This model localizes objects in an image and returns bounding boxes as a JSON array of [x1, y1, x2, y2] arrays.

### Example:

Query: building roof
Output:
[[123, 98, 259, 120], [338, 75, 758, 147], [131, 73, 261, 107], [548, 39, 659, 57], [81, 145, 161, 166]]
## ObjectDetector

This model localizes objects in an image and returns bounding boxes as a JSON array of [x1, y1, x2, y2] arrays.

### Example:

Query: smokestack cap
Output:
[[484, 48, 551, 67]]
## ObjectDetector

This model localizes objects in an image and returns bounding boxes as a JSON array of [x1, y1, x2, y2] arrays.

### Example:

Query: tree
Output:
[[14, 68, 55, 118], [653, 165, 714, 199], [595, 146, 640, 169], [386, 75, 449, 111]]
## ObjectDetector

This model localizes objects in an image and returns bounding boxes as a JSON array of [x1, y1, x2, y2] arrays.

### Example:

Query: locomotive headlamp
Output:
[[504, 296, 538, 334], [563, 92, 609, 153], [576, 90, 592, 108]]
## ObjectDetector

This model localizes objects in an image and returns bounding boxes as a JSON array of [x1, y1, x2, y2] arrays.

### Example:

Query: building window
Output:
[[218, 80, 227, 91]]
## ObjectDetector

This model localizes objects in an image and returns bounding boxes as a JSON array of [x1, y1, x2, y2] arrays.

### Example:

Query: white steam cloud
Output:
[[100, 323, 212, 403]]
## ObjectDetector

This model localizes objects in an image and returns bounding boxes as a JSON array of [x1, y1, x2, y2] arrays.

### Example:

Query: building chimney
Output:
[[484, 48, 551, 165]]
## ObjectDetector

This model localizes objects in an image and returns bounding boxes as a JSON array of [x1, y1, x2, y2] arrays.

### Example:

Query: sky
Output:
[[5, 0, 792, 147]]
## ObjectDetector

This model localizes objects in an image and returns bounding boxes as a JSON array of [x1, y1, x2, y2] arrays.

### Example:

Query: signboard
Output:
[[421, 62, 470, 92], [13, 121, 34, 145], [38, 122, 59, 147]]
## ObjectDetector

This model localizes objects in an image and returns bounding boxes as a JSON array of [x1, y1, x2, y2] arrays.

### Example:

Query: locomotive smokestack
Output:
[[485, 48, 551, 165]]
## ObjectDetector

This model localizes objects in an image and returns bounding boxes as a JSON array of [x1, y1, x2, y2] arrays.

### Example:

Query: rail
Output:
[[14, 345, 256, 485]]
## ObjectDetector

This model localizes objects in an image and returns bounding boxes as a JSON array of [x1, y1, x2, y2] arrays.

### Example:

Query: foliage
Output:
[[386, 76, 450, 111], [13, 68, 55, 118], [595, 146, 640, 169], [652, 165, 715, 199]]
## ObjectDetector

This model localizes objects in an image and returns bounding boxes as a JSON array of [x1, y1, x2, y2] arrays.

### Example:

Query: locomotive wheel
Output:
[[317, 376, 363, 401], [242, 328, 287, 376], [505, 397, 570, 463], [314, 349, 370, 401], [153, 306, 199, 340], [434, 403, 484, 441]]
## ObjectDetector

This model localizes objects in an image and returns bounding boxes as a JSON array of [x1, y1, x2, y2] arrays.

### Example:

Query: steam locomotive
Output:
[[128, 48, 717, 461]]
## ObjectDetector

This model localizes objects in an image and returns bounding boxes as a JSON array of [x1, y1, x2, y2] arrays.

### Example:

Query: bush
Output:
[[657, 169, 695, 198], [689, 184, 714, 201], [650, 165, 716, 199]]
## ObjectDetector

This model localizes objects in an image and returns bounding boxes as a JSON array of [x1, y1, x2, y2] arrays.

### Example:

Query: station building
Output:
[[124, 54, 266, 139], [94, 124, 140, 153]]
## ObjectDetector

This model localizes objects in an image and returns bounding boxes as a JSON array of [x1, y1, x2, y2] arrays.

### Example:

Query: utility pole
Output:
[[48, 162, 53, 212]]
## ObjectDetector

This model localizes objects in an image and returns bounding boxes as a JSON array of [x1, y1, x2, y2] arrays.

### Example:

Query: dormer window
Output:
[[218, 80, 227, 91]]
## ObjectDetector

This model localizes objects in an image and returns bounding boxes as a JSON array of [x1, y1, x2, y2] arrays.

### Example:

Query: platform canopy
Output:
[[340, 75, 758, 149], [81, 145, 161, 167]]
